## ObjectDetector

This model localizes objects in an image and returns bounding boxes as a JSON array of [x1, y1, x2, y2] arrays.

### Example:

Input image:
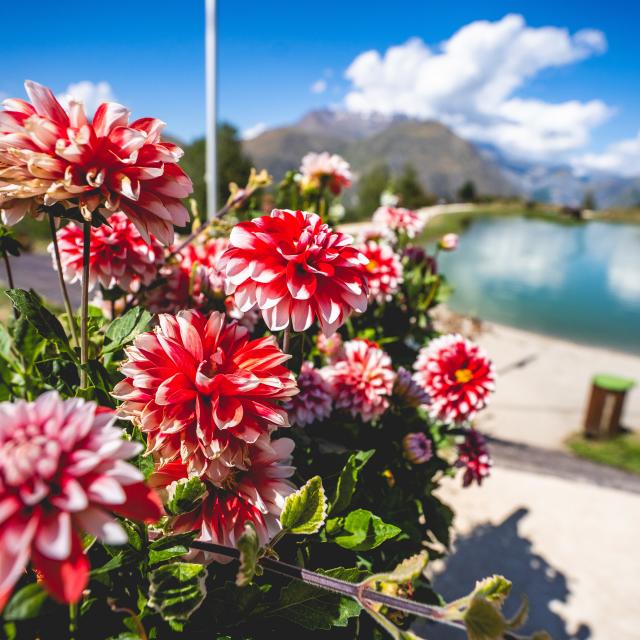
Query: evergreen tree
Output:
[[394, 164, 435, 209], [457, 180, 477, 202], [349, 164, 391, 221], [581, 190, 597, 211]]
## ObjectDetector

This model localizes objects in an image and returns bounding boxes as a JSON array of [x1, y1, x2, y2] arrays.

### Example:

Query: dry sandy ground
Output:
[[420, 468, 640, 640], [472, 322, 640, 449]]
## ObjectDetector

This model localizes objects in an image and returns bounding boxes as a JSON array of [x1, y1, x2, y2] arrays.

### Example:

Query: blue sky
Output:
[[1, 1, 639, 172]]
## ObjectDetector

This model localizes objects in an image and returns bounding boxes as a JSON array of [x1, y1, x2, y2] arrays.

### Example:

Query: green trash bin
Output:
[[584, 374, 635, 439]]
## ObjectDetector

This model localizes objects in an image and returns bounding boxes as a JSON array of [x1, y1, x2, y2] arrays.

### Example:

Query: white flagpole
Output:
[[205, 0, 217, 219]]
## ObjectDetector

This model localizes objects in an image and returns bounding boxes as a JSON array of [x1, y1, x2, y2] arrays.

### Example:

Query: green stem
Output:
[[80, 222, 91, 388], [2, 251, 17, 319], [49, 214, 79, 348], [69, 602, 78, 639]]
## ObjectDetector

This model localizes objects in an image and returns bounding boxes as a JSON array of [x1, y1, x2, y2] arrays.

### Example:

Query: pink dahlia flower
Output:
[[113, 310, 298, 482], [457, 429, 492, 487], [323, 339, 395, 422], [402, 432, 433, 465], [220, 209, 369, 335], [0, 81, 191, 243], [360, 240, 403, 303], [413, 334, 495, 423], [316, 331, 345, 363], [0, 392, 163, 606], [299, 152, 352, 195], [51, 212, 164, 293], [373, 206, 425, 239], [283, 361, 333, 427], [150, 437, 295, 560], [145, 237, 230, 314]]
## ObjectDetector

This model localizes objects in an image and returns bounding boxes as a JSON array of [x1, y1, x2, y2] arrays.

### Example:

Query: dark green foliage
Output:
[[457, 179, 477, 202], [394, 163, 436, 209], [348, 164, 390, 221]]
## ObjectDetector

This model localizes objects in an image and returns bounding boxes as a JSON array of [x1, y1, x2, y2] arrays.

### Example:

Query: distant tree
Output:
[[581, 190, 597, 211], [394, 164, 435, 209], [348, 164, 391, 221], [457, 180, 477, 202], [179, 123, 253, 220]]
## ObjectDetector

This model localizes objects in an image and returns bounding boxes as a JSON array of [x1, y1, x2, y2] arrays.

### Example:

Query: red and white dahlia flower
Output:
[[0, 392, 162, 606], [283, 361, 333, 427], [150, 437, 295, 560], [145, 237, 230, 314], [323, 339, 395, 422], [113, 310, 298, 483], [0, 81, 191, 243], [457, 429, 492, 487], [299, 152, 352, 195], [360, 240, 403, 303], [316, 331, 345, 363], [413, 334, 495, 423], [51, 212, 164, 292], [373, 206, 425, 239], [220, 209, 369, 335]]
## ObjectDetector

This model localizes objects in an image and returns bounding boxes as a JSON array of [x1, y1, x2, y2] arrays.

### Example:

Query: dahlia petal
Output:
[[50, 477, 88, 512], [35, 511, 72, 561], [291, 300, 313, 331], [110, 483, 163, 523], [261, 301, 290, 331], [93, 102, 130, 137], [74, 507, 128, 545], [24, 80, 69, 125], [87, 475, 126, 505], [0, 516, 35, 604], [32, 530, 89, 604]]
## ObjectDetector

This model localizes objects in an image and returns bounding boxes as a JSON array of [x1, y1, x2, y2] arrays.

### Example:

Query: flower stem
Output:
[[49, 214, 79, 348], [2, 251, 17, 319], [69, 602, 78, 639], [80, 221, 91, 388], [282, 327, 290, 353]]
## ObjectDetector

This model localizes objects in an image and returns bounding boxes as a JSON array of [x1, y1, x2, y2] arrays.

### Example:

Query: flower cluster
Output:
[[298, 151, 352, 195], [51, 211, 164, 293], [283, 361, 333, 427], [373, 206, 425, 239], [457, 429, 492, 486], [220, 208, 369, 335], [0, 392, 162, 606], [324, 339, 396, 422], [0, 81, 191, 243], [414, 334, 495, 423]]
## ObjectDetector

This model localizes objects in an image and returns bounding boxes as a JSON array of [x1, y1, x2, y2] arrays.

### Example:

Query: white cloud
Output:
[[58, 81, 116, 116], [241, 122, 268, 140], [344, 14, 610, 160], [572, 131, 640, 177], [310, 79, 328, 94]]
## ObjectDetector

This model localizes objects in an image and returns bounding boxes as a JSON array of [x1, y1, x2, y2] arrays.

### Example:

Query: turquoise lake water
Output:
[[437, 217, 640, 354]]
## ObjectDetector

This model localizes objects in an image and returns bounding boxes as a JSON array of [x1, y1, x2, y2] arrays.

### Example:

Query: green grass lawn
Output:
[[567, 432, 640, 475]]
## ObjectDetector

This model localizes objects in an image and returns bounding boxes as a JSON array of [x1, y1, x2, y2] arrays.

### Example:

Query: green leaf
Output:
[[378, 551, 429, 585], [0, 323, 13, 360], [280, 476, 327, 535], [473, 575, 512, 606], [269, 567, 365, 630], [5, 289, 71, 354], [148, 562, 208, 626], [3, 583, 49, 621], [464, 596, 506, 640], [103, 307, 152, 353], [90, 552, 124, 576], [328, 509, 401, 551], [236, 522, 261, 587], [148, 533, 196, 566], [165, 476, 207, 516], [330, 449, 375, 515]]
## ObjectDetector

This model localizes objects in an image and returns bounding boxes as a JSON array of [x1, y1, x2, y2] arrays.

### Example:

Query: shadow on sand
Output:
[[415, 508, 591, 639]]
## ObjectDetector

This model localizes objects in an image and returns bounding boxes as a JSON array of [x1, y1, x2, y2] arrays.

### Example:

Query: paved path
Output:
[[417, 467, 640, 640]]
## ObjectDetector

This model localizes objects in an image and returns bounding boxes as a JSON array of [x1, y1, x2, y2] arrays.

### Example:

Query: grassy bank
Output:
[[567, 432, 640, 476]]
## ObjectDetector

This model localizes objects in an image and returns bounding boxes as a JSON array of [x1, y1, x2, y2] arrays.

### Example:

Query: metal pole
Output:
[[205, 0, 217, 219]]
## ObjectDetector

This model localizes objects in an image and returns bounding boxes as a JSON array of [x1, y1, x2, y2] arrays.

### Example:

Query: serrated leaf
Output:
[[236, 522, 260, 587], [3, 583, 49, 621], [329, 509, 401, 551], [148, 562, 208, 625], [330, 449, 375, 515], [473, 575, 512, 605], [165, 476, 207, 516], [269, 567, 365, 630], [5, 289, 71, 354], [103, 307, 152, 353], [464, 596, 506, 640], [280, 476, 327, 535], [148, 533, 196, 565], [382, 551, 429, 584]]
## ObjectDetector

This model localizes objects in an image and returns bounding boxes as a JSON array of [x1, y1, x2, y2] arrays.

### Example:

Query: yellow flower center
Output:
[[455, 368, 473, 384], [365, 259, 378, 272]]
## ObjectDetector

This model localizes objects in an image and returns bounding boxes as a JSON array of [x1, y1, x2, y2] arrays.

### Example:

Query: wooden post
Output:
[[584, 374, 635, 439]]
